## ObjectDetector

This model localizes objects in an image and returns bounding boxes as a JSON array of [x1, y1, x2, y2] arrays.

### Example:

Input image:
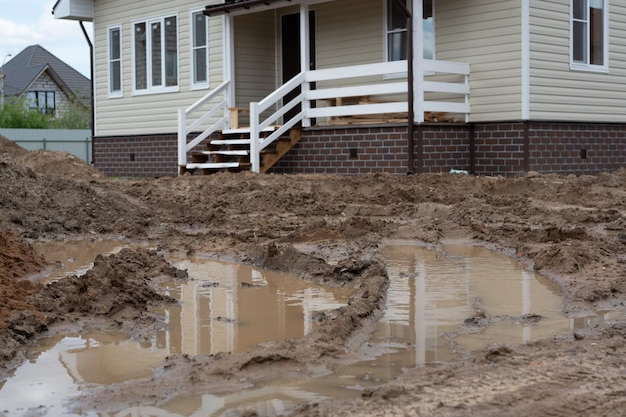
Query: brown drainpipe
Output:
[[79, 21, 95, 163], [392, 0, 414, 174]]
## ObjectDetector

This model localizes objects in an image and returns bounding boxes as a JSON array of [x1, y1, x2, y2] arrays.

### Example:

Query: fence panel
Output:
[[0, 129, 92, 163]]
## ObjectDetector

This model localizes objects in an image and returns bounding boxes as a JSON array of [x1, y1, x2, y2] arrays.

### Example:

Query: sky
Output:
[[0, 0, 93, 77]]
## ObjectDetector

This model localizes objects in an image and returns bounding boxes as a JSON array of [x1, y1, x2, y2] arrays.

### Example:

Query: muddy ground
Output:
[[0, 134, 625, 416]]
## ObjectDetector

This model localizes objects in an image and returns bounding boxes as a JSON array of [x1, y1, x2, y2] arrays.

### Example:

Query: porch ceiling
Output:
[[204, 0, 292, 16]]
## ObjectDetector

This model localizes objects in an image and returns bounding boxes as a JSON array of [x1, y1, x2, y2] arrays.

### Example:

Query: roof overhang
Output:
[[52, 0, 94, 22], [204, 0, 334, 17]]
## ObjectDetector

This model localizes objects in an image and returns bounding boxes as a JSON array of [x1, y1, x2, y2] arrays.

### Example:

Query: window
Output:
[[386, 0, 434, 61], [108, 25, 122, 97], [28, 91, 55, 115], [191, 10, 209, 87], [571, 0, 608, 71], [133, 15, 179, 93]]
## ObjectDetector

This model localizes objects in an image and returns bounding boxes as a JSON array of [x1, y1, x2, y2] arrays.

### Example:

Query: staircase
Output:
[[180, 124, 302, 175]]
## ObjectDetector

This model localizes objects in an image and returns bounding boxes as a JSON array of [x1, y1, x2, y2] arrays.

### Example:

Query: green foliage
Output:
[[50, 103, 91, 129], [0, 100, 50, 128], [0, 98, 91, 129]]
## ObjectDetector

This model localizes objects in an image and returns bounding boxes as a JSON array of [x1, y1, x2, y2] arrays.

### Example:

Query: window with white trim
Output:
[[386, 0, 434, 61], [133, 14, 179, 93], [191, 10, 209, 87], [571, 0, 608, 71], [108, 25, 122, 97]]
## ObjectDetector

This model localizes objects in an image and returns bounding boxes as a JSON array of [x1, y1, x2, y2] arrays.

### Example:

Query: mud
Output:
[[0, 134, 625, 416]]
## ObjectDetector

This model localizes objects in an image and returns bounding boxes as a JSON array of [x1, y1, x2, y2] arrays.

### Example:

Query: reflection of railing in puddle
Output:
[[158, 258, 351, 357], [379, 245, 569, 367]]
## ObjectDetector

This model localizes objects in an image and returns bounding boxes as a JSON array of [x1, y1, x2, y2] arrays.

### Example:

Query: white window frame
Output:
[[570, 0, 609, 73], [107, 24, 123, 98], [190, 9, 210, 90], [132, 13, 180, 95], [383, 0, 435, 62]]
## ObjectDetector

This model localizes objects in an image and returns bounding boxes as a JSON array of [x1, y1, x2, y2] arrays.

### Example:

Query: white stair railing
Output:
[[177, 80, 231, 170], [249, 72, 307, 172]]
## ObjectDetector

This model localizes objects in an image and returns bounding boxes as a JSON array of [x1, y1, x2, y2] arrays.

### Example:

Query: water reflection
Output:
[[376, 244, 569, 366], [2, 242, 596, 417], [0, 252, 350, 416], [161, 256, 351, 356]]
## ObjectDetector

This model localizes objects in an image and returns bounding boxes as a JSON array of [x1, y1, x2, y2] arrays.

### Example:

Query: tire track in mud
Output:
[[294, 325, 626, 417]]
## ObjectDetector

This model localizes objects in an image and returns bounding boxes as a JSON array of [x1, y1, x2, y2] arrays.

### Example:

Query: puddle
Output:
[[372, 244, 569, 365], [0, 245, 352, 416], [31, 239, 130, 281], [2, 241, 621, 416]]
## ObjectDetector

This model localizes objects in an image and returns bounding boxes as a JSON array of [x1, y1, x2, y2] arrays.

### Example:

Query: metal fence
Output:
[[0, 128, 92, 163]]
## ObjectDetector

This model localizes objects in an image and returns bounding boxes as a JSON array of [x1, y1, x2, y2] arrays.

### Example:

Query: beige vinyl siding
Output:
[[93, 0, 224, 137], [529, 0, 626, 122], [436, 0, 522, 122], [233, 11, 276, 109], [315, 0, 382, 70]]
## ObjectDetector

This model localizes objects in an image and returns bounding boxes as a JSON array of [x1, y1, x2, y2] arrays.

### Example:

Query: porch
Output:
[[177, 0, 470, 174]]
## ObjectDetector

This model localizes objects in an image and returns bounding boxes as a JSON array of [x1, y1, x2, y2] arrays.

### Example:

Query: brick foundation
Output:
[[93, 134, 179, 177], [93, 121, 626, 177]]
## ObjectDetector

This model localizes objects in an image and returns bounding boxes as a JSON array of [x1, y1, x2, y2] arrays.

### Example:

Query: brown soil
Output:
[[0, 134, 625, 416]]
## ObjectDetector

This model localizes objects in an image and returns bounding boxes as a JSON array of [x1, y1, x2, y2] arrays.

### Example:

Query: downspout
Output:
[[392, 0, 414, 174], [79, 21, 95, 151]]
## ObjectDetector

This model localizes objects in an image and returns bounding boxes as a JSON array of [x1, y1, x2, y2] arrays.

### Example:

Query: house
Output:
[[53, 0, 626, 177], [0, 45, 91, 118]]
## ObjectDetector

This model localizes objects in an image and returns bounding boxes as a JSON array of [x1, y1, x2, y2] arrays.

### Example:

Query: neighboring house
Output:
[[53, 0, 625, 177], [1, 45, 91, 118]]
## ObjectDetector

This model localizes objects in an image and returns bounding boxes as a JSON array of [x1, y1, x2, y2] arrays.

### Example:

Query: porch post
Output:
[[224, 14, 236, 127], [300, 3, 311, 128], [413, 0, 424, 124]]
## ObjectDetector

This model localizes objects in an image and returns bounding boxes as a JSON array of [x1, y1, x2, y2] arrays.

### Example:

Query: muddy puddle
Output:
[[2, 241, 615, 417]]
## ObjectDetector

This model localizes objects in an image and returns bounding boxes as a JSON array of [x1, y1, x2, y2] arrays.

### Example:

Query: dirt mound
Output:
[[0, 134, 101, 180], [14, 149, 102, 180], [0, 135, 28, 156], [0, 247, 187, 365], [0, 230, 47, 361], [0, 160, 154, 238], [29, 248, 186, 319]]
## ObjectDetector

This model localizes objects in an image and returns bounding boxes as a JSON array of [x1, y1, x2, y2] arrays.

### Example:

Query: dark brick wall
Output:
[[420, 125, 472, 173], [270, 124, 473, 175], [92, 122, 625, 177], [270, 126, 411, 175], [94, 134, 178, 177], [527, 122, 626, 175], [473, 122, 527, 176]]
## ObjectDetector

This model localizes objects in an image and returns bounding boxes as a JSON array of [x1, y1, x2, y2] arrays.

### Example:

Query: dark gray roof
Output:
[[1, 44, 90, 107]]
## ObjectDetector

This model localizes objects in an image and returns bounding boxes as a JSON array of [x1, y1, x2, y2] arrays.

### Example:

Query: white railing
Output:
[[177, 80, 231, 168], [422, 60, 470, 122], [178, 59, 470, 173], [249, 72, 307, 172]]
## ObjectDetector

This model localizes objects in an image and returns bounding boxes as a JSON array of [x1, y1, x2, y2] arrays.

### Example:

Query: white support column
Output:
[[250, 102, 261, 173], [300, 3, 311, 127], [224, 14, 236, 128], [413, 0, 424, 123], [177, 108, 187, 171]]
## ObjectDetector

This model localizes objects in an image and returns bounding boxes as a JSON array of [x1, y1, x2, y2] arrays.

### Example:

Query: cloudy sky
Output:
[[0, 0, 92, 77]]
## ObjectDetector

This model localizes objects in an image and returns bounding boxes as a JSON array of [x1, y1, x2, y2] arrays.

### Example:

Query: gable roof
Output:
[[1, 44, 90, 107]]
